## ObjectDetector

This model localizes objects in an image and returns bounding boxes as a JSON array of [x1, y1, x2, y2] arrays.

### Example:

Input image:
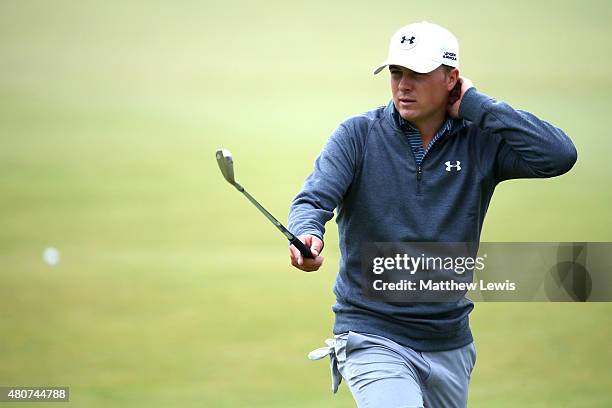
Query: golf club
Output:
[[215, 148, 314, 259]]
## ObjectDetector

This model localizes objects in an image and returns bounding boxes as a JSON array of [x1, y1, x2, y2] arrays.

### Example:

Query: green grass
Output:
[[1, 0, 611, 406]]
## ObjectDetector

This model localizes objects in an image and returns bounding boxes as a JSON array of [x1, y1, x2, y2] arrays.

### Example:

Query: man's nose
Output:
[[399, 74, 414, 91]]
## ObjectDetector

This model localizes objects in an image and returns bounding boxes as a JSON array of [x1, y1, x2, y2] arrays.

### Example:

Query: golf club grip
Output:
[[290, 237, 315, 259]]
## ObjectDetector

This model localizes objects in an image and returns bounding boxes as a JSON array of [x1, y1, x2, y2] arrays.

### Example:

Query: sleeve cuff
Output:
[[458, 87, 495, 123]]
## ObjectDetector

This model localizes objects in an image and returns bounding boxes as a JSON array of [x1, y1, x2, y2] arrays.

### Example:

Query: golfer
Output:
[[287, 21, 577, 407]]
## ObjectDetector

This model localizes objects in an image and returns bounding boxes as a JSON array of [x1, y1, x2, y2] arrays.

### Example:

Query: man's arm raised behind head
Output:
[[459, 87, 577, 183]]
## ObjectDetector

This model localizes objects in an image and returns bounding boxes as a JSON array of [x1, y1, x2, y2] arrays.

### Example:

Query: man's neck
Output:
[[412, 112, 447, 148]]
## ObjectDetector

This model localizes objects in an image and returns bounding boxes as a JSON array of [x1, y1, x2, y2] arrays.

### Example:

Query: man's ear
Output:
[[447, 68, 459, 91]]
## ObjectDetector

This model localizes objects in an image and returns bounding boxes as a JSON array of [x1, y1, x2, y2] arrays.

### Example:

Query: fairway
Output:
[[1, 1, 611, 406]]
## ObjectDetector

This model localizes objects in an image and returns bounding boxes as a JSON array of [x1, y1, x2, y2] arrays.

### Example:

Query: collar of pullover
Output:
[[386, 100, 461, 164], [386, 99, 461, 135]]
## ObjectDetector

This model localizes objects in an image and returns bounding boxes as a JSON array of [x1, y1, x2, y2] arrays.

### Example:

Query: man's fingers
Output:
[[299, 250, 305, 265], [310, 238, 324, 256], [290, 253, 325, 272], [290, 256, 300, 269], [289, 235, 326, 272], [288, 244, 300, 262], [303, 255, 324, 270], [300, 258, 324, 272]]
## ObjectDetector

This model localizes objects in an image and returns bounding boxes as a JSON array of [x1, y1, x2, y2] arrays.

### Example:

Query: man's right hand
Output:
[[447, 76, 474, 119], [289, 235, 324, 272]]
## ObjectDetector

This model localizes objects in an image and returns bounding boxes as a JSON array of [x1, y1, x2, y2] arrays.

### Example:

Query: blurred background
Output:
[[1, 0, 611, 406]]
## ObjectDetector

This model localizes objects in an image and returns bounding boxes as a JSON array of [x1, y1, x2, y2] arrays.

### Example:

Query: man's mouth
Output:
[[399, 97, 416, 104]]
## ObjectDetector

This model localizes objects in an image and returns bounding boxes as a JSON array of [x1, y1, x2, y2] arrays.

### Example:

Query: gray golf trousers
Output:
[[309, 331, 476, 408]]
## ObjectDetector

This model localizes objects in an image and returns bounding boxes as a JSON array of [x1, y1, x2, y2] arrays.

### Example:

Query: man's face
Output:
[[390, 65, 457, 124]]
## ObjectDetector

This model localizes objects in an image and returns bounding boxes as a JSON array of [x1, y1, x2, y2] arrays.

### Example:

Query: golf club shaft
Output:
[[236, 184, 315, 259]]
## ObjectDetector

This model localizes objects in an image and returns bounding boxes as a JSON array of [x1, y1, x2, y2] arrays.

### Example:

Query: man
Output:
[[287, 21, 577, 407]]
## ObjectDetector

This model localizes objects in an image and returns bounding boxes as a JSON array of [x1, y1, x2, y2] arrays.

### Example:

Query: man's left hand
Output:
[[447, 76, 474, 119]]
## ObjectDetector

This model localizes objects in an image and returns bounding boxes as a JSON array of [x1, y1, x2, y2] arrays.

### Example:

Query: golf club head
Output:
[[216, 148, 236, 185]]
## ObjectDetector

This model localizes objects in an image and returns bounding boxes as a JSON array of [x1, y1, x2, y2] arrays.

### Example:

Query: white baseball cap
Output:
[[373, 21, 459, 75]]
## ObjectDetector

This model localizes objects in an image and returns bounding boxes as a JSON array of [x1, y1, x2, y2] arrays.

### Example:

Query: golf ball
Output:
[[43, 247, 60, 266]]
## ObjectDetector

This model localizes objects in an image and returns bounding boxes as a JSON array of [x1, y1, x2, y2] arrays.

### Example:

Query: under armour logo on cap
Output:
[[443, 51, 457, 61], [445, 160, 461, 171], [397, 31, 418, 50]]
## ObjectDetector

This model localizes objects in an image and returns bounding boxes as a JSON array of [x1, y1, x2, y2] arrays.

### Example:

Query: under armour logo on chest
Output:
[[401, 36, 416, 44], [445, 160, 461, 171]]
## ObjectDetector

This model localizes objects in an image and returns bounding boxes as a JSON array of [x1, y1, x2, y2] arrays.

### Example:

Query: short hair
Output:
[[441, 65, 454, 75]]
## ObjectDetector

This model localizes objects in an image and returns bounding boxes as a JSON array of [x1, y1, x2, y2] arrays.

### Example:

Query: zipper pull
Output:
[[417, 166, 422, 181]]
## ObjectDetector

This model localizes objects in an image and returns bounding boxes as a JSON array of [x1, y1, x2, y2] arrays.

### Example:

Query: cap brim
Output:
[[373, 58, 442, 75]]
